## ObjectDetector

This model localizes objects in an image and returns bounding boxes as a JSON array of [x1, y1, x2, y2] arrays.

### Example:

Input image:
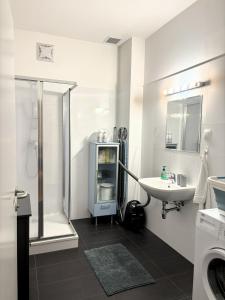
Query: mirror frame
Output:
[[165, 95, 203, 153]]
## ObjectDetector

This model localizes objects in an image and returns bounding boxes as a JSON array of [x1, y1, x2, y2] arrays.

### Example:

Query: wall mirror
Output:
[[165, 95, 202, 152]]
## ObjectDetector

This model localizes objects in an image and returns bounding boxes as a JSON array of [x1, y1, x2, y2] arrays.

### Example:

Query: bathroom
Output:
[[0, 0, 224, 300]]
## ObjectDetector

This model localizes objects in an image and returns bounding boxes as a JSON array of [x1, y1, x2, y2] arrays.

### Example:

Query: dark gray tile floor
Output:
[[30, 217, 193, 300]]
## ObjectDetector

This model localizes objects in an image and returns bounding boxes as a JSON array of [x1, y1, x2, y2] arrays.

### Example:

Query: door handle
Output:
[[13, 195, 19, 212], [15, 188, 25, 196], [15, 188, 28, 198]]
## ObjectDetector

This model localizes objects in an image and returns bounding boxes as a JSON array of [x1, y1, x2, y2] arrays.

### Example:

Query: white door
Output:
[[0, 1, 17, 299]]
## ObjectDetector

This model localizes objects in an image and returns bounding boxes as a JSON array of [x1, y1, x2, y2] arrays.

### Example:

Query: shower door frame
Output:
[[62, 89, 71, 221], [15, 75, 77, 240]]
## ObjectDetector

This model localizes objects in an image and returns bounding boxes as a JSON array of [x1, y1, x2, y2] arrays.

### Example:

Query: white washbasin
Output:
[[138, 177, 195, 202]]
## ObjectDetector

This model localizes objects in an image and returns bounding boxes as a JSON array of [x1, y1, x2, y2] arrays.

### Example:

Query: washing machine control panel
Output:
[[197, 209, 225, 242], [197, 213, 219, 238]]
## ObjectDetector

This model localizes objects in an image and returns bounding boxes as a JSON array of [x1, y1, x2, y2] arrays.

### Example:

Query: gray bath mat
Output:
[[84, 243, 155, 296]]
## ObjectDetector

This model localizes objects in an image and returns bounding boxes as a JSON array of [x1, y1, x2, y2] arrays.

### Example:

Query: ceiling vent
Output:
[[105, 37, 121, 45]]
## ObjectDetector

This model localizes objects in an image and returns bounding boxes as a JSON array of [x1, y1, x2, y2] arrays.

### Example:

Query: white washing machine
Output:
[[193, 208, 225, 300]]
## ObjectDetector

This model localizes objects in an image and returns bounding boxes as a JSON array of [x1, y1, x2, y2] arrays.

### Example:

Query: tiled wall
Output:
[[141, 56, 225, 262], [70, 87, 116, 219]]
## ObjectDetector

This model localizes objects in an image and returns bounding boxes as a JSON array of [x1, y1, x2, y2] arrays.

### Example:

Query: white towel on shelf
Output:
[[193, 150, 209, 209]]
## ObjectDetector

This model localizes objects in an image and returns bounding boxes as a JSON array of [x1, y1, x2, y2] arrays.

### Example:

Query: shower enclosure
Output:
[[15, 76, 77, 244]]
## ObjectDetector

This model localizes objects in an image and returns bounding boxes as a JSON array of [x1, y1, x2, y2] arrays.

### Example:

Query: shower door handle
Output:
[[13, 194, 19, 212]]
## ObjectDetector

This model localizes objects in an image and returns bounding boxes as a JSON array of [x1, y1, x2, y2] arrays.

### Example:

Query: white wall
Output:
[[142, 0, 225, 262], [116, 37, 145, 202], [128, 38, 145, 201], [145, 0, 225, 83], [116, 39, 131, 129], [14, 29, 117, 89], [70, 87, 116, 219], [14, 29, 117, 219]]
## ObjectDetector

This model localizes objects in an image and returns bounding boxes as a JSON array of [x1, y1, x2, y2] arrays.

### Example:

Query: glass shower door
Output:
[[16, 78, 76, 241], [15, 79, 39, 239], [42, 82, 74, 238], [62, 89, 71, 220]]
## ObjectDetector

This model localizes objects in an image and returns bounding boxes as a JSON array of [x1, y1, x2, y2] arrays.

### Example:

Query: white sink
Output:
[[138, 177, 195, 202]]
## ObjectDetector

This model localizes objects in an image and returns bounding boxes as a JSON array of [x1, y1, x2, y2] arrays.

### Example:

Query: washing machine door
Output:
[[202, 248, 225, 300]]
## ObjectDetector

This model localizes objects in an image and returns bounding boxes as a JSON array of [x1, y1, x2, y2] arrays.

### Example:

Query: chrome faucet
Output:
[[168, 172, 176, 183]]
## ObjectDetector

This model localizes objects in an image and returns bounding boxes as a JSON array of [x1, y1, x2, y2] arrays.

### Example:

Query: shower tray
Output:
[[29, 214, 79, 255]]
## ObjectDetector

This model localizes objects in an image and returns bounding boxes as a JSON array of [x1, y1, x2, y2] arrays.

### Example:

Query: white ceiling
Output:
[[10, 0, 197, 43]]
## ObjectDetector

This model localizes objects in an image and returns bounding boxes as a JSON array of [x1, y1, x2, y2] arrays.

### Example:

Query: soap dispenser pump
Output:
[[161, 166, 168, 180]]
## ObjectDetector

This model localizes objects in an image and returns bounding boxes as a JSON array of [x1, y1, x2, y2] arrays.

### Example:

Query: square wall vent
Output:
[[105, 37, 121, 45], [37, 43, 54, 62]]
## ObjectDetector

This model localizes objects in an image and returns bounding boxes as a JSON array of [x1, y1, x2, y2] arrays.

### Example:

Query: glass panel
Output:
[[15, 80, 39, 238], [43, 82, 64, 237], [62, 90, 70, 219], [97, 146, 117, 203], [208, 258, 225, 300], [42, 82, 73, 238]]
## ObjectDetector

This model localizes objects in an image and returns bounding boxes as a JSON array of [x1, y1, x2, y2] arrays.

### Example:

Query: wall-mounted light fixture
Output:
[[163, 80, 210, 96]]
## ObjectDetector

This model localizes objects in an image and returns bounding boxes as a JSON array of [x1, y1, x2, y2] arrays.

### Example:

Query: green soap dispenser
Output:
[[161, 166, 168, 180]]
